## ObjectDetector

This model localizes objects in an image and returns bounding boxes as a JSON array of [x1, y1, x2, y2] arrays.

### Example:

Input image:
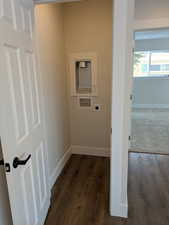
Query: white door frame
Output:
[[110, 0, 169, 218], [110, 0, 135, 218]]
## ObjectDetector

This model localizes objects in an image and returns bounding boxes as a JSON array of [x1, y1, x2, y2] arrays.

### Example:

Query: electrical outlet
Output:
[[94, 104, 101, 112]]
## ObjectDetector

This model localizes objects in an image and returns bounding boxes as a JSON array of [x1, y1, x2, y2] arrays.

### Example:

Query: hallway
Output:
[[45, 153, 169, 225]]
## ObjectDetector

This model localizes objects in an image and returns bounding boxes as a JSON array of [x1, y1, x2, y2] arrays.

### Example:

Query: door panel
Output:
[[21, 161, 38, 225], [0, 0, 15, 26], [25, 50, 40, 128], [0, 0, 50, 225], [4, 45, 28, 142], [21, 6, 33, 37], [36, 142, 48, 210]]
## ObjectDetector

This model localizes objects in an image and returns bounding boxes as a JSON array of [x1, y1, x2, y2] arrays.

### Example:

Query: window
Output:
[[134, 51, 169, 77]]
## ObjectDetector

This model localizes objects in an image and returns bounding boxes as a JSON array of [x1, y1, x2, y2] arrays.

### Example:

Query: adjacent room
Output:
[[131, 28, 169, 154]]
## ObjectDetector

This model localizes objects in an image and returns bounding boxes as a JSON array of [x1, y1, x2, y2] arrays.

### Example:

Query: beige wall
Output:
[[35, 4, 70, 180], [63, 0, 113, 149]]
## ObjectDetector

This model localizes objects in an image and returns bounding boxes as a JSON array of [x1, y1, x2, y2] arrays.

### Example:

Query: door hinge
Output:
[[0, 160, 11, 172], [5, 163, 11, 173], [0, 159, 4, 166]]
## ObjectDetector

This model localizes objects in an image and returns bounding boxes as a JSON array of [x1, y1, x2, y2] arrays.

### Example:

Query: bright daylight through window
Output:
[[134, 51, 169, 77]]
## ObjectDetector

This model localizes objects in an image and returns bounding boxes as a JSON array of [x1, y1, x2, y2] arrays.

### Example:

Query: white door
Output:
[[0, 0, 51, 225]]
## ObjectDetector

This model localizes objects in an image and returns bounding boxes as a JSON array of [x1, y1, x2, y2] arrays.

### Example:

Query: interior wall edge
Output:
[[35, 4, 71, 183]]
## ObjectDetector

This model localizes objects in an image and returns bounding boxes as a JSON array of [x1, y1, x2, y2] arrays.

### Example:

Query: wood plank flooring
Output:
[[45, 153, 169, 225]]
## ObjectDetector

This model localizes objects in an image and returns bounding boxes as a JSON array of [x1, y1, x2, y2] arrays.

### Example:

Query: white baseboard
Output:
[[50, 147, 71, 188], [71, 145, 110, 157], [120, 203, 128, 218], [49, 145, 110, 189], [49, 146, 128, 218], [110, 203, 128, 218]]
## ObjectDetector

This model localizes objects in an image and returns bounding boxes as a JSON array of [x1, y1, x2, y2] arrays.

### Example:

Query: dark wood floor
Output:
[[45, 153, 169, 225]]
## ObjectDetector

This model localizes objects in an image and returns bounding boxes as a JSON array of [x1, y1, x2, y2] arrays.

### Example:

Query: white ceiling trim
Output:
[[34, 0, 81, 4]]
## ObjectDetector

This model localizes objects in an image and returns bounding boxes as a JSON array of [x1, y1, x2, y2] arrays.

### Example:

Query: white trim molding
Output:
[[133, 104, 169, 109], [111, 0, 134, 218], [49, 145, 110, 189], [134, 18, 169, 31], [120, 204, 128, 218], [71, 145, 110, 157], [134, 76, 169, 80], [50, 147, 72, 188]]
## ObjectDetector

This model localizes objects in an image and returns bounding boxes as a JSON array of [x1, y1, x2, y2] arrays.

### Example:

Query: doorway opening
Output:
[[130, 28, 169, 155]]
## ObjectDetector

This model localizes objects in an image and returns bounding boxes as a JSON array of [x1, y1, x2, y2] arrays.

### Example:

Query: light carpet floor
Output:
[[130, 108, 169, 155]]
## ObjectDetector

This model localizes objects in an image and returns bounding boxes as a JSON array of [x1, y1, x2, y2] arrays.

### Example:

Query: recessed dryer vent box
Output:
[[69, 52, 98, 97], [79, 97, 92, 107]]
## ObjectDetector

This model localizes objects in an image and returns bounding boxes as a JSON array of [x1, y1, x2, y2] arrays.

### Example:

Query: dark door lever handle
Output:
[[13, 155, 31, 169]]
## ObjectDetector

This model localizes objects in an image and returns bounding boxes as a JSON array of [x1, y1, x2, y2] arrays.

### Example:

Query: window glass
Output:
[[134, 51, 169, 77]]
